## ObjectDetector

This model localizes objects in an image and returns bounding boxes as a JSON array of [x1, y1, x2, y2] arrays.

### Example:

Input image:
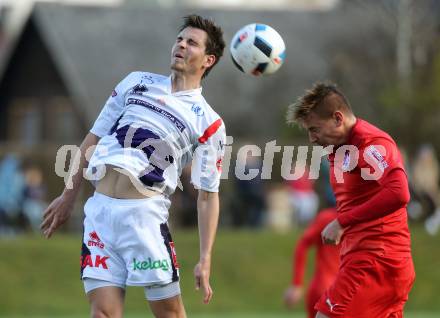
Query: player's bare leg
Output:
[[315, 312, 330, 318], [87, 286, 125, 318], [148, 295, 187, 318]]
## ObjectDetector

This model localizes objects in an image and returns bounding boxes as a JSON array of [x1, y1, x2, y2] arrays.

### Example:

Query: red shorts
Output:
[[307, 282, 326, 318], [315, 253, 415, 318]]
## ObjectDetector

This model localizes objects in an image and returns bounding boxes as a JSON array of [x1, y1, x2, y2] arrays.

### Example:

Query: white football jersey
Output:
[[86, 71, 226, 196]]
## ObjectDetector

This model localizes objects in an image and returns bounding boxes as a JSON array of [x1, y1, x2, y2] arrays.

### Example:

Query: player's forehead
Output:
[[177, 27, 208, 45], [301, 112, 327, 129], [301, 111, 322, 128]]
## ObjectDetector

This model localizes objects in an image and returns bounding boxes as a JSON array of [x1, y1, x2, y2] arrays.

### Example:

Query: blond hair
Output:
[[286, 82, 352, 125]]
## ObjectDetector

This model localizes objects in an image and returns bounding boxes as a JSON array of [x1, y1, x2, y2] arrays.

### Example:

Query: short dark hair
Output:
[[286, 82, 352, 124], [179, 14, 225, 78]]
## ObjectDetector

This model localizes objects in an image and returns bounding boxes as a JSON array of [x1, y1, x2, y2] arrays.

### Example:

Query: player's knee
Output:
[[91, 309, 114, 318], [148, 296, 186, 318], [152, 303, 185, 318], [91, 311, 105, 318], [315, 312, 330, 318], [90, 305, 123, 318], [153, 308, 185, 318]]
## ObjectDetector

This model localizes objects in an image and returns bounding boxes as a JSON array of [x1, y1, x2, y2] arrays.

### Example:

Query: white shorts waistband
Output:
[[92, 191, 167, 206]]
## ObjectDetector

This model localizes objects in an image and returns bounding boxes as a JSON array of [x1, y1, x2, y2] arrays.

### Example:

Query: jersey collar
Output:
[[347, 117, 363, 146]]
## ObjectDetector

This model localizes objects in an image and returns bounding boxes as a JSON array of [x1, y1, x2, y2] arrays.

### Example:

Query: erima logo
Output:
[[133, 258, 169, 271], [88, 231, 104, 249], [326, 298, 339, 312], [130, 83, 148, 95]]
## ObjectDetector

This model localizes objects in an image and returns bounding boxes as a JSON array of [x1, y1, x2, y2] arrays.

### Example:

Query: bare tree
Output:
[[340, 0, 440, 90]]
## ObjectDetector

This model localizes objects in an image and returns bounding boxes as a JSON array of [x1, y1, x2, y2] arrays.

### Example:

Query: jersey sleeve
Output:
[[191, 118, 226, 192], [90, 72, 139, 138]]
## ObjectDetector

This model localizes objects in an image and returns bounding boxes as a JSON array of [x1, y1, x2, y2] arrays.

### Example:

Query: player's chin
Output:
[[170, 62, 184, 71], [318, 141, 332, 147]]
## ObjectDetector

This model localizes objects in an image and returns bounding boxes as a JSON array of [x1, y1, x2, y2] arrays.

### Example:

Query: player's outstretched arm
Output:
[[285, 214, 325, 306], [41, 132, 100, 238], [194, 190, 219, 304]]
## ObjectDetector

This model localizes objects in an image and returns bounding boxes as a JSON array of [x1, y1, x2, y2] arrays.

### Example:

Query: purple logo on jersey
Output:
[[114, 125, 177, 187], [111, 90, 117, 97]]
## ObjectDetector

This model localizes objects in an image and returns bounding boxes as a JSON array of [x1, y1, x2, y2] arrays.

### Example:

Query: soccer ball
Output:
[[230, 23, 286, 76]]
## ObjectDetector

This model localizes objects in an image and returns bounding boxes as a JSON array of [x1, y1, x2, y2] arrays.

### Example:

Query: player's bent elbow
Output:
[[387, 187, 410, 211], [401, 187, 411, 206], [394, 183, 410, 207]]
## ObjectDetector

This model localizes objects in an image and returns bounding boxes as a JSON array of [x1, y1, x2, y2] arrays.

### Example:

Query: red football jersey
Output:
[[328, 119, 412, 258], [292, 208, 340, 288]]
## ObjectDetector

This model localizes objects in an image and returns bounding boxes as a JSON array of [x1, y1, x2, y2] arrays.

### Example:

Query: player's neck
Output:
[[345, 115, 357, 132], [170, 72, 201, 93], [341, 115, 357, 144]]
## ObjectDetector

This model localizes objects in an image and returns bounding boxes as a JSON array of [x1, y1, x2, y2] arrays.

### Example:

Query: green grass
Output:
[[2, 313, 440, 318], [0, 224, 439, 316]]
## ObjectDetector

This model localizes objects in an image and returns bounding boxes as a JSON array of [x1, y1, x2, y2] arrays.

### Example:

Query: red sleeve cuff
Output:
[[337, 214, 351, 228]]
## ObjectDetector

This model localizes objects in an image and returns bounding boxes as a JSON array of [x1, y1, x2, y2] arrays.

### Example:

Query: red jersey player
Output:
[[284, 207, 340, 318], [286, 83, 415, 318]]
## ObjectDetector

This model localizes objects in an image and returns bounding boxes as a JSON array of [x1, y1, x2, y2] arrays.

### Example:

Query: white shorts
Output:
[[80, 192, 180, 288], [83, 278, 181, 301]]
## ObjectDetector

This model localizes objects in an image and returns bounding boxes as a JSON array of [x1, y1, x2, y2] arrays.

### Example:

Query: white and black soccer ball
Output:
[[230, 23, 286, 76]]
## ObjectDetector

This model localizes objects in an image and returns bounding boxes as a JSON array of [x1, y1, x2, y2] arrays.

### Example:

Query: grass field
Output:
[[3, 314, 440, 318], [0, 224, 439, 317]]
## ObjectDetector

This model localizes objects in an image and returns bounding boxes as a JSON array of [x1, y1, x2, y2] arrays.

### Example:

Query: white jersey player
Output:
[[41, 15, 226, 318], [87, 70, 225, 197]]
